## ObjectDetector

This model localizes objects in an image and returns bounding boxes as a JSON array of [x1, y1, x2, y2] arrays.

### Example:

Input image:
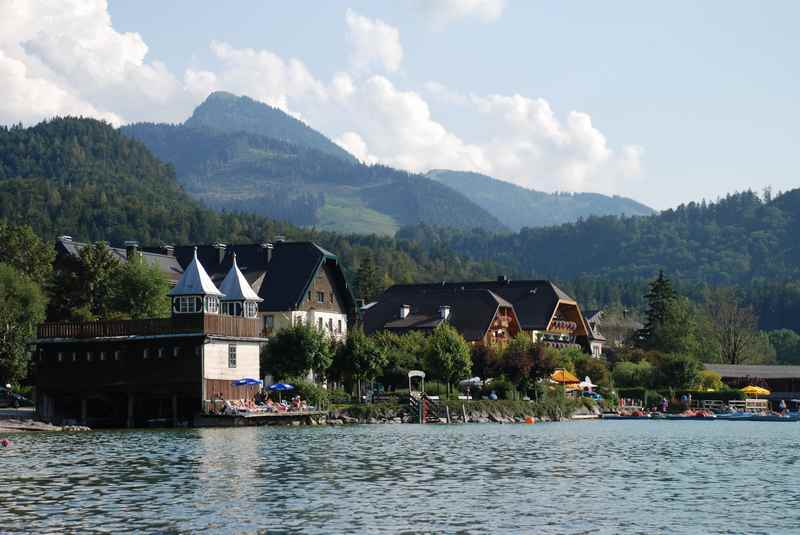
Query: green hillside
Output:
[[121, 98, 508, 236], [185, 91, 357, 163], [427, 169, 654, 230]]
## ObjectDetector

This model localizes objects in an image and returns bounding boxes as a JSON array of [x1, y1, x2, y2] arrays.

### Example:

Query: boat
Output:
[[664, 410, 717, 420], [601, 413, 651, 420], [717, 412, 800, 422]]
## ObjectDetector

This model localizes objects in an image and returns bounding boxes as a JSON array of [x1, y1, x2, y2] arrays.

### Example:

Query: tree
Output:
[[112, 255, 171, 319], [500, 335, 536, 388], [0, 264, 47, 385], [262, 324, 333, 380], [636, 270, 676, 348], [372, 330, 425, 390], [612, 360, 655, 388], [768, 329, 800, 364], [50, 242, 122, 321], [355, 254, 382, 303], [648, 297, 700, 355], [336, 327, 387, 399], [0, 222, 54, 286], [424, 324, 472, 395], [654, 353, 701, 389], [573, 354, 611, 390], [703, 287, 765, 364]]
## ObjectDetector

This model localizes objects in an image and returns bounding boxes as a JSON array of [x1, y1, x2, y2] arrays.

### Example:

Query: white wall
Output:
[[306, 310, 348, 341], [203, 341, 260, 380]]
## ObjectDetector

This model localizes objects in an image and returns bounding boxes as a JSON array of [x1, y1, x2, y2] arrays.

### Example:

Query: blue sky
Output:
[[3, 1, 799, 209]]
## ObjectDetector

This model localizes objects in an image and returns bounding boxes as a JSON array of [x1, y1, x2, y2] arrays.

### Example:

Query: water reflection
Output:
[[2, 422, 800, 533]]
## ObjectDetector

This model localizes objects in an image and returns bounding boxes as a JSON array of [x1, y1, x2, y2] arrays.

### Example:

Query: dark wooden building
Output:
[[34, 249, 266, 427], [704, 364, 800, 402]]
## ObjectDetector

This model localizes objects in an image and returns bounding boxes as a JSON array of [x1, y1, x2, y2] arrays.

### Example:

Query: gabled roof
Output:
[[169, 247, 223, 297], [381, 279, 575, 331], [364, 288, 513, 341], [55, 237, 183, 284], [167, 241, 354, 314], [219, 254, 262, 302]]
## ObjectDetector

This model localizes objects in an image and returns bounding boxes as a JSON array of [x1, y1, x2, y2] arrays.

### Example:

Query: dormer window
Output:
[[174, 295, 202, 314], [244, 302, 258, 318], [205, 296, 220, 314]]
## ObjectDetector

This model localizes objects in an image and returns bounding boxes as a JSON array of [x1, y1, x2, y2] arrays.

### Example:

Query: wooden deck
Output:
[[194, 411, 326, 427], [37, 315, 264, 339]]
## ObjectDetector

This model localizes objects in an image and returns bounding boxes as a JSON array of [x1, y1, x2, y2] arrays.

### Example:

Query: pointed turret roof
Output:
[[168, 247, 223, 297], [219, 254, 262, 302]]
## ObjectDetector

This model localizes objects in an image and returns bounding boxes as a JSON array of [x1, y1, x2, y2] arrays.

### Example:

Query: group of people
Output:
[[208, 390, 310, 416]]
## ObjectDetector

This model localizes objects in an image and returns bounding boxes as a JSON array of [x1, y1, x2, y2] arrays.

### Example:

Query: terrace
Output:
[[37, 315, 264, 340]]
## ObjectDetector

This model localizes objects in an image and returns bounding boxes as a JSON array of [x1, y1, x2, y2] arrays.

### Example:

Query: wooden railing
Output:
[[37, 315, 263, 339]]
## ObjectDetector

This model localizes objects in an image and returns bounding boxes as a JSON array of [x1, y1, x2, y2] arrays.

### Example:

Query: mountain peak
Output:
[[186, 92, 356, 163]]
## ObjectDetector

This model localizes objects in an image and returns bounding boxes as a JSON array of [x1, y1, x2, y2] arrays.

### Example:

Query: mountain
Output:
[[427, 169, 654, 231], [0, 118, 301, 245], [185, 91, 357, 163], [121, 94, 508, 236]]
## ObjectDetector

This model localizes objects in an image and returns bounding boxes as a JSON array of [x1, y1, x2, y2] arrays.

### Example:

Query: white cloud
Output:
[[345, 9, 403, 74], [0, 2, 642, 196], [419, 0, 506, 28]]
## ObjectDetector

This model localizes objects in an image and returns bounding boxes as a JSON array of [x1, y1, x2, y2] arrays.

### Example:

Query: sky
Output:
[[2, 1, 799, 210]]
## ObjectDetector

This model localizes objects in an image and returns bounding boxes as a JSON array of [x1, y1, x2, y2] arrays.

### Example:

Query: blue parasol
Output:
[[268, 383, 294, 391], [232, 378, 263, 386]]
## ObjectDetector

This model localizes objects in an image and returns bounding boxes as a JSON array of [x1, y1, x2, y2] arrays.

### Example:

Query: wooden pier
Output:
[[194, 410, 327, 427]]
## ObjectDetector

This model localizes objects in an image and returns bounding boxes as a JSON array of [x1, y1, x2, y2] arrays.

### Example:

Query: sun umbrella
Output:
[[231, 378, 263, 386], [268, 383, 294, 391], [579, 376, 598, 391], [741, 385, 770, 397], [551, 369, 580, 384]]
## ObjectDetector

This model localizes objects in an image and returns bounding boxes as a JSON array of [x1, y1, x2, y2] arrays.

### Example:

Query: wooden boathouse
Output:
[[33, 249, 267, 427]]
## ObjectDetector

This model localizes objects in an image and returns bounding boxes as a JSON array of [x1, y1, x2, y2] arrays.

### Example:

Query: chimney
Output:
[[497, 275, 510, 284], [124, 240, 139, 260], [400, 304, 411, 319], [261, 242, 274, 264], [160, 244, 175, 256], [212, 242, 226, 264], [438, 305, 451, 320]]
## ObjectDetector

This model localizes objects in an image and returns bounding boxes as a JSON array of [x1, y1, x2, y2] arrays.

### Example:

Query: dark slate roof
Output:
[[55, 238, 183, 284], [167, 241, 354, 313], [380, 279, 575, 331], [704, 364, 800, 379], [363, 288, 513, 341]]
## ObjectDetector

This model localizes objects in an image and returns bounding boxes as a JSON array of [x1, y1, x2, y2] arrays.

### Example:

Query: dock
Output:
[[194, 410, 327, 427]]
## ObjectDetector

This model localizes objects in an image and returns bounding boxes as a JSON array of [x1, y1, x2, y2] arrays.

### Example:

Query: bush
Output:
[[328, 387, 351, 405], [482, 376, 515, 400], [613, 360, 655, 388], [285, 378, 329, 408]]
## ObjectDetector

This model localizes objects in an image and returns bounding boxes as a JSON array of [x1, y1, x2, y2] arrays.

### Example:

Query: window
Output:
[[72, 352, 77, 362], [330, 293, 335, 305], [338, 319, 342, 334], [316, 291, 325, 303], [264, 315, 274, 330], [328, 318, 333, 331], [244, 302, 258, 318], [308, 291, 312, 302], [228, 344, 237, 368], [318, 317, 323, 330], [174, 295, 202, 314], [86, 352, 93, 362], [114, 350, 120, 361], [194, 346, 202, 357], [205, 296, 220, 314], [57, 352, 63, 363], [99, 352, 106, 361], [157, 348, 164, 359], [143, 348, 149, 359], [295, 315, 303, 326], [173, 347, 180, 358]]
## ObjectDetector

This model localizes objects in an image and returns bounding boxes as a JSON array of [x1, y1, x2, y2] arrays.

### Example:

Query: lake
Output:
[[1, 421, 799, 534]]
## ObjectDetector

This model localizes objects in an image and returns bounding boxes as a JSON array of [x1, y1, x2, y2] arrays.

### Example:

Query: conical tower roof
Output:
[[219, 254, 263, 302], [169, 247, 223, 297]]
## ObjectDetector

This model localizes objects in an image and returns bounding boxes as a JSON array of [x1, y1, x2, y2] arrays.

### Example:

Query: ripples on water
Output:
[[1, 422, 799, 534]]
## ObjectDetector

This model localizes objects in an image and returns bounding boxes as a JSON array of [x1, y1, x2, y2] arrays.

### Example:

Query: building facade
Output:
[[34, 249, 266, 427]]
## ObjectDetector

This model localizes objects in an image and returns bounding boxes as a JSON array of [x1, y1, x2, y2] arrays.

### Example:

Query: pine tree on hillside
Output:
[[636, 270, 676, 347], [355, 254, 382, 303]]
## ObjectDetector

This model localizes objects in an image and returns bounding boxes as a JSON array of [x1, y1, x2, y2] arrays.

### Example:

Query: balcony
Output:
[[37, 315, 264, 340], [548, 319, 578, 334]]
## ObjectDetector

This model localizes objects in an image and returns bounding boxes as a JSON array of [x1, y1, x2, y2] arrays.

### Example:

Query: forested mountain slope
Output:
[[185, 91, 356, 163], [121, 97, 508, 236], [427, 169, 654, 230]]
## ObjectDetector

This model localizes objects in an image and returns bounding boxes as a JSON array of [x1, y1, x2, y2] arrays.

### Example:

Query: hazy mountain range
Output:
[[121, 92, 653, 235]]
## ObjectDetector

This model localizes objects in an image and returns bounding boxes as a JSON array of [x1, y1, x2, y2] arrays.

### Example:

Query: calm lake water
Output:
[[1, 421, 799, 534]]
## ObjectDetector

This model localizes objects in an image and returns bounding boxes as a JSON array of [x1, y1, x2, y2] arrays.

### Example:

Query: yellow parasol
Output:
[[551, 369, 580, 384], [740, 385, 771, 397]]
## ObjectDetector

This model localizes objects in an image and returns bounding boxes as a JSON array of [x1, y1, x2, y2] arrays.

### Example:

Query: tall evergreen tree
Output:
[[355, 254, 382, 302], [636, 270, 676, 348]]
